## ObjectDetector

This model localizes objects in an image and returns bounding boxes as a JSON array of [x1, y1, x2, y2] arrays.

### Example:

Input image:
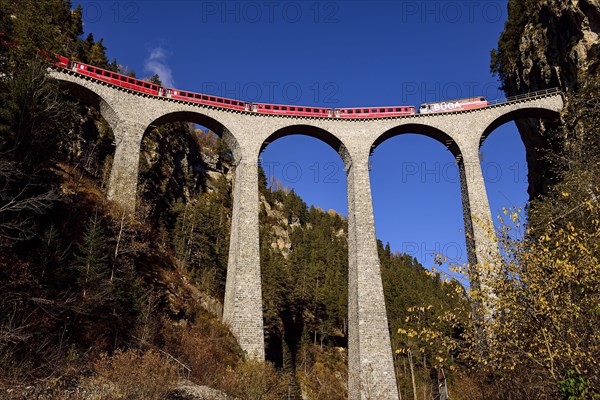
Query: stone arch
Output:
[[147, 111, 241, 161], [479, 106, 562, 198], [372, 123, 461, 159], [54, 78, 120, 129], [479, 106, 562, 145], [260, 124, 350, 166]]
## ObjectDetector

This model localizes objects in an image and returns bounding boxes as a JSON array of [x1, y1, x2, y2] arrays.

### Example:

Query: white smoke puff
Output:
[[144, 47, 175, 87]]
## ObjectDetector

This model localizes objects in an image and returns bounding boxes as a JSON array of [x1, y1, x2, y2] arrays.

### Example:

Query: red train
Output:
[[335, 106, 415, 118], [419, 97, 489, 114], [53, 56, 488, 118], [252, 103, 332, 117]]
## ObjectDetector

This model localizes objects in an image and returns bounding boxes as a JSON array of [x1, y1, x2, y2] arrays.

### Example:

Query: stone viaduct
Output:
[[50, 68, 563, 400]]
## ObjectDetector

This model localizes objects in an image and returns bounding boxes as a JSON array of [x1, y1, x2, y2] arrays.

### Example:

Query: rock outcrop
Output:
[[492, 0, 600, 197]]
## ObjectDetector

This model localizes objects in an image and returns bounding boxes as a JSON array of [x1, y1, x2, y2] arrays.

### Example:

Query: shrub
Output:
[[83, 349, 180, 400], [222, 360, 291, 400]]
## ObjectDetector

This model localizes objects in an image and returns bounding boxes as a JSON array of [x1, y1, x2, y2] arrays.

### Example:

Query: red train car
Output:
[[252, 103, 333, 117], [70, 61, 162, 96], [335, 106, 416, 119], [419, 97, 488, 114], [166, 88, 249, 111], [54, 55, 70, 69]]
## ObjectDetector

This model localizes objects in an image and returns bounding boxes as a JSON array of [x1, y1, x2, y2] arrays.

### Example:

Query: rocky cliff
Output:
[[492, 0, 600, 197]]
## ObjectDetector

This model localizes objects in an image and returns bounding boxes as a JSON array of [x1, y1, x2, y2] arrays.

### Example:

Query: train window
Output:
[[348, 110, 353, 114], [266, 105, 271, 109], [298, 107, 304, 111], [274, 106, 280, 110], [480, 97, 485, 101]]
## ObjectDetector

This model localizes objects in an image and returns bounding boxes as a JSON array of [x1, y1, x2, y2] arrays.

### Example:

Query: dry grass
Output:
[[82, 349, 180, 400], [161, 313, 241, 389], [222, 359, 291, 400]]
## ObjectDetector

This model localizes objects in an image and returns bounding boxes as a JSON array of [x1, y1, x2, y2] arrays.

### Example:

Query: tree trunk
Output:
[[408, 350, 418, 400]]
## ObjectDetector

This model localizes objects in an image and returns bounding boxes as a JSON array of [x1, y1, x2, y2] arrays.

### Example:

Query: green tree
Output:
[[72, 214, 110, 300]]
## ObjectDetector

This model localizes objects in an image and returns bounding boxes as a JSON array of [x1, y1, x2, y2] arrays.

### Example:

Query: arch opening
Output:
[[372, 123, 461, 159], [260, 124, 346, 157], [137, 114, 238, 306], [479, 122, 529, 234], [480, 107, 561, 144], [55, 79, 120, 128], [258, 130, 349, 395], [148, 111, 241, 160], [53, 80, 118, 191], [370, 133, 469, 397], [479, 106, 562, 201]]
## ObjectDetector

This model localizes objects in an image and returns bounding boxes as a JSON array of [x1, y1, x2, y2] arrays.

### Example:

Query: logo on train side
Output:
[[431, 102, 462, 111]]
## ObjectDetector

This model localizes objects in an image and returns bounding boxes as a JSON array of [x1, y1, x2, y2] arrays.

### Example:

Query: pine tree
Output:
[[72, 214, 110, 300]]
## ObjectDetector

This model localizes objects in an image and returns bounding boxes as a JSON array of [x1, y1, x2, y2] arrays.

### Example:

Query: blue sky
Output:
[[74, 0, 527, 282]]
